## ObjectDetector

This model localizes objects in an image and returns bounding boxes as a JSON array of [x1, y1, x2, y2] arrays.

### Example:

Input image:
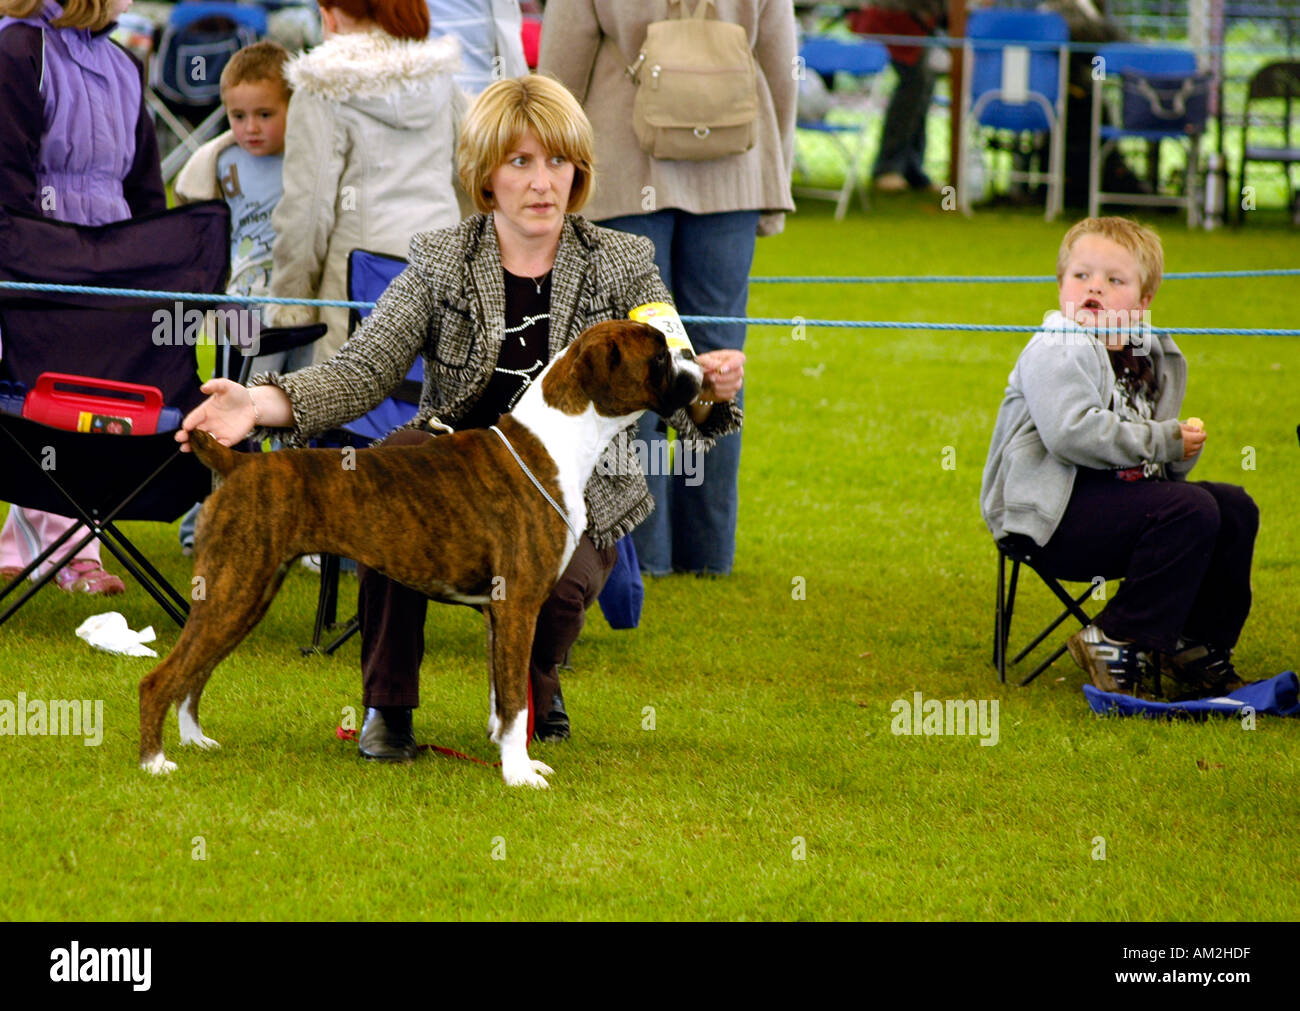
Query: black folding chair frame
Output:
[[0, 421, 203, 627], [993, 537, 1098, 687]]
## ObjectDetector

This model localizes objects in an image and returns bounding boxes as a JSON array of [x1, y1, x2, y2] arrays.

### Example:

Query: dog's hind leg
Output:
[[485, 604, 553, 788], [178, 692, 220, 750], [139, 561, 291, 773]]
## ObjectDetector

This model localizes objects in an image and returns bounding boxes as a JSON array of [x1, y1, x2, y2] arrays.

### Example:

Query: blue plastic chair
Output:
[[151, 2, 270, 180], [1088, 44, 1209, 225], [336, 250, 423, 442], [793, 36, 892, 219], [958, 9, 1069, 219], [1236, 60, 1300, 226]]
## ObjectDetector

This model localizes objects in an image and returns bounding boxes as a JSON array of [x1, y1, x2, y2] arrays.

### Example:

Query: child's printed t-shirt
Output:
[[217, 144, 283, 303], [1110, 364, 1164, 481]]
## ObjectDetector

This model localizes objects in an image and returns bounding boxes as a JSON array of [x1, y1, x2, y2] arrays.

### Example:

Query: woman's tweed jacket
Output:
[[250, 213, 743, 547]]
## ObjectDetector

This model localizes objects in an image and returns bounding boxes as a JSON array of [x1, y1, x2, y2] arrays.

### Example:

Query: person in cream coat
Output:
[[265, 0, 466, 361]]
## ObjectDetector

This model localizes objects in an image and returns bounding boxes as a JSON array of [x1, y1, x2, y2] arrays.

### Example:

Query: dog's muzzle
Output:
[[662, 349, 704, 415]]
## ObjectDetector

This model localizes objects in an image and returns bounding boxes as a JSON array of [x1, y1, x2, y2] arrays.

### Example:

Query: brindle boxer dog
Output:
[[138, 320, 703, 788]]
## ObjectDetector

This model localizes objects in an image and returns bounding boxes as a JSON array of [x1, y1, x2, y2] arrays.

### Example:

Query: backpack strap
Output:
[[622, 2, 669, 84]]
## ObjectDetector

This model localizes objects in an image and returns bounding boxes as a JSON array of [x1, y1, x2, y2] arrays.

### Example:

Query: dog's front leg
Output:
[[485, 604, 552, 788]]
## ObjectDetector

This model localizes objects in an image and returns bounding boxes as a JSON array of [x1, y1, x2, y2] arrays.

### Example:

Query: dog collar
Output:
[[489, 425, 580, 544]]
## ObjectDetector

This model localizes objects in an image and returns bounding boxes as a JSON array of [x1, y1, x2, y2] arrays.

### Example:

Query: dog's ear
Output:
[[606, 341, 622, 373], [541, 332, 597, 416]]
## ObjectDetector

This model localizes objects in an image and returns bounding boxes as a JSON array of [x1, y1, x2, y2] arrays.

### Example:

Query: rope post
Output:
[[948, 0, 967, 188]]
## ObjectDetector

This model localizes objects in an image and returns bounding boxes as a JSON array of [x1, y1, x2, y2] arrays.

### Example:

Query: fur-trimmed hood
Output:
[[287, 30, 461, 129]]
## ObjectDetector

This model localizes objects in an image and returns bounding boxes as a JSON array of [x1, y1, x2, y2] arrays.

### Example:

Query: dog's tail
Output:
[[189, 429, 249, 477]]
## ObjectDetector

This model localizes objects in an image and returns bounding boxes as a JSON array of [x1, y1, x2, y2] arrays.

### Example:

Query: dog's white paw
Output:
[[487, 711, 501, 741], [141, 753, 177, 775], [530, 759, 554, 776], [177, 698, 219, 750], [502, 759, 551, 789]]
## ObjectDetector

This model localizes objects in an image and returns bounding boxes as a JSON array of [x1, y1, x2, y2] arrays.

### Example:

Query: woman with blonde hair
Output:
[[0, 0, 165, 594], [178, 75, 746, 759]]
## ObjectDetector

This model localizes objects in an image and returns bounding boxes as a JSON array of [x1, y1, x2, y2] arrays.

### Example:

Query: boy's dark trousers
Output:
[[1036, 470, 1259, 653]]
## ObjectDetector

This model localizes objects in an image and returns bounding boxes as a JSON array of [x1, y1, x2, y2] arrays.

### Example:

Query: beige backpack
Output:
[[626, 0, 759, 161]]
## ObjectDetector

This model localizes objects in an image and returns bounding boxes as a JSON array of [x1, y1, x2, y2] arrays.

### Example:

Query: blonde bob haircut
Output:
[[457, 75, 595, 216], [1056, 216, 1165, 303], [1, 0, 117, 31]]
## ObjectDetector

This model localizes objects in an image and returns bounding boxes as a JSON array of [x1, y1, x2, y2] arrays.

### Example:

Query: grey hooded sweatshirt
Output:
[[981, 311, 1196, 547]]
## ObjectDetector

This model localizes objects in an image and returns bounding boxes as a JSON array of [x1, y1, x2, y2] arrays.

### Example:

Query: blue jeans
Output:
[[598, 209, 758, 576]]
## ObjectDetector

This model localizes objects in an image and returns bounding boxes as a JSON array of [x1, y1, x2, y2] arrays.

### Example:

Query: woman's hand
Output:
[[175, 379, 260, 452], [695, 349, 746, 403], [1179, 422, 1207, 460]]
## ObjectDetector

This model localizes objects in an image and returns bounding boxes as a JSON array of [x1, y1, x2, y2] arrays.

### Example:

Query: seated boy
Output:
[[175, 40, 301, 553], [980, 217, 1259, 698]]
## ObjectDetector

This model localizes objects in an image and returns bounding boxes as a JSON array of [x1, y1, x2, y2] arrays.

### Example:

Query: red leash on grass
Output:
[[334, 681, 535, 770]]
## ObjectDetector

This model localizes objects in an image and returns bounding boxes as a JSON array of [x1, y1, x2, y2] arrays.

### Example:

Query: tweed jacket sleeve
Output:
[[247, 253, 440, 442]]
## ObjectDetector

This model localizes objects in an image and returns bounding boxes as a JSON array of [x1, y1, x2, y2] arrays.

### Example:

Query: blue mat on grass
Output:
[[1083, 671, 1300, 719]]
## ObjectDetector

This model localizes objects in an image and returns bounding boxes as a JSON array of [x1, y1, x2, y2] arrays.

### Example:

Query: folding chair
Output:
[[992, 534, 1100, 686], [0, 202, 231, 628], [1235, 60, 1300, 226], [150, 1, 269, 181], [304, 249, 421, 656], [958, 9, 1069, 220], [1088, 44, 1209, 227], [793, 35, 891, 220]]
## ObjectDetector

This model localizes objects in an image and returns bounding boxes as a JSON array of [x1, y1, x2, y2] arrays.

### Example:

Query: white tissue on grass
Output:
[[75, 612, 158, 658]]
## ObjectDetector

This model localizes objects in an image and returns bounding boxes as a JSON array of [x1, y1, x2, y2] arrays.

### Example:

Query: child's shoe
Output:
[[1068, 624, 1149, 694], [1158, 641, 1245, 697], [56, 560, 126, 595]]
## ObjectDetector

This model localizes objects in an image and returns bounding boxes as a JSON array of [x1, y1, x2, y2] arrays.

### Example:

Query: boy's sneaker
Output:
[[1067, 624, 1148, 695], [1157, 641, 1245, 697]]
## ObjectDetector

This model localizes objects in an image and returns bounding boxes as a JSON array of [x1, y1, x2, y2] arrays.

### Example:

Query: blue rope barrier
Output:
[[750, 269, 1300, 284], [4, 281, 1297, 334], [5, 266, 1295, 304], [678, 316, 1300, 336], [825, 32, 1300, 56], [0, 281, 369, 311]]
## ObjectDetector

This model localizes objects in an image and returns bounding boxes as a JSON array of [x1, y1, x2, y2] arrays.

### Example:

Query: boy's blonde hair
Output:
[[220, 41, 293, 103], [1057, 217, 1164, 302], [1, 0, 115, 30], [457, 75, 595, 216]]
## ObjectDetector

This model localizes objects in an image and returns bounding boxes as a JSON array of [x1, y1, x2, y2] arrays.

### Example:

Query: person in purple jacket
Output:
[[0, 0, 166, 595]]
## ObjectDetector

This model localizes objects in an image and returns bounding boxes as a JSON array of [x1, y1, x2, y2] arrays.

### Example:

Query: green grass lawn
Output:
[[1, 202, 1297, 921]]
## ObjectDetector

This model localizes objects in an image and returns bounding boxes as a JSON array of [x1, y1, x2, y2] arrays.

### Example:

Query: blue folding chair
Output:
[[1236, 61, 1300, 227], [1088, 44, 1209, 226], [305, 249, 420, 655], [151, 2, 270, 180], [793, 35, 891, 219], [958, 9, 1069, 220]]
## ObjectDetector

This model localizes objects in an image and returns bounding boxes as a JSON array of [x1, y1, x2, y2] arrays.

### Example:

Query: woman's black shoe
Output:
[[358, 706, 417, 762], [534, 687, 570, 743]]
